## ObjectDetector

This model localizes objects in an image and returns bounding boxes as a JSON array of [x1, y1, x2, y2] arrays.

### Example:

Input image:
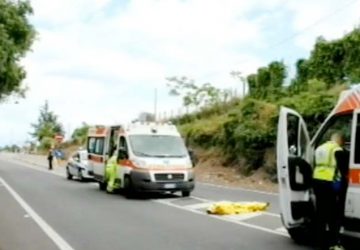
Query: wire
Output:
[[267, 0, 359, 50]]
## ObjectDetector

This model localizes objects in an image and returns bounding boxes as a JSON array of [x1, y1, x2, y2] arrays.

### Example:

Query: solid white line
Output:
[[263, 211, 281, 218], [183, 202, 214, 210], [152, 198, 289, 237], [0, 177, 75, 250], [198, 182, 278, 196]]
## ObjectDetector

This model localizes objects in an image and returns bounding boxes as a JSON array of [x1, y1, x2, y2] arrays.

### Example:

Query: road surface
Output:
[[0, 153, 357, 250]]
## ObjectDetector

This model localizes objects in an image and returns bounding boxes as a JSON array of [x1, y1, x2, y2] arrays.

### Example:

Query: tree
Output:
[[166, 76, 222, 108], [245, 61, 286, 99], [71, 123, 90, 145], [30, 101, 64, 148], [0, 0, 36, 101]]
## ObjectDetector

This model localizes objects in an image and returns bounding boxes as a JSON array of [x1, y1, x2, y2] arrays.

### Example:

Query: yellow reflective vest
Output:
[[313, 141, 342, 182]]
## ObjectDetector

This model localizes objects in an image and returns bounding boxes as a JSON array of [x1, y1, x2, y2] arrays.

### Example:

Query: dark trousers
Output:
[[313, 180, 343, 249], [48, 158, 53, 170]]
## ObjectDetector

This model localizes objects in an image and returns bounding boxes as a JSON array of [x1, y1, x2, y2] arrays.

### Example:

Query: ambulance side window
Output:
[[118, 137, 128, 160], [354, 114, 360, 163], [87, 137, 96, 154], [94, 138, 105, 155], [119, 137, 128, 152]]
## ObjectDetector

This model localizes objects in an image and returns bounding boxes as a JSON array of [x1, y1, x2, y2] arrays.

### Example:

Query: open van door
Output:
[[277, 107, 314, 239]]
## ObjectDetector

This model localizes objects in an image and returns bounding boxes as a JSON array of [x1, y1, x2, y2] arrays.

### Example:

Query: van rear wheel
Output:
[[124, 176, 135, 199]]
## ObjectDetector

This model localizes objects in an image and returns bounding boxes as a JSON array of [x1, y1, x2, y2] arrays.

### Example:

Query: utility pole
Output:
[[154, 88, 158, 122]]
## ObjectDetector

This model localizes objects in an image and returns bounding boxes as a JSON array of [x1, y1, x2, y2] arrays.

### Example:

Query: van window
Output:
[[87, 137, 96, 153], [119, 136, 128, 151], [354, 114, 360, 164], [299, 125, 308, 157], [315, 115, 352, 149], [95, 138, 105, 155], [287, 113, 299, 156]]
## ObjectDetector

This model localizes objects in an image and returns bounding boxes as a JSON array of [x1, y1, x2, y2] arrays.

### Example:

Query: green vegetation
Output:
[[30, 101, 64, 150], [71, 122, 89, 145], [170, 27, 360, 178], [0, 0, 36, 100]]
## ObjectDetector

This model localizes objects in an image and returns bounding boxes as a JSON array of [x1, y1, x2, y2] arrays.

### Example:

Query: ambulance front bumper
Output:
[[130, 169, 195, 192]]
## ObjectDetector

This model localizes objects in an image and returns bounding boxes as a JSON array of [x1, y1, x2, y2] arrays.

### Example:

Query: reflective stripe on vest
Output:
[[313, 141, 342, 181]]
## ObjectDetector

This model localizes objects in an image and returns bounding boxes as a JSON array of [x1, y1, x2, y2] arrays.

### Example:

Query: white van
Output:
[[277, 85, 360, 242], [87, 122, 195, 197]]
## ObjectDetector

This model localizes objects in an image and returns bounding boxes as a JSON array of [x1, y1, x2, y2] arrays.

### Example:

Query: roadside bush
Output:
[[177, 83, 345, 177]]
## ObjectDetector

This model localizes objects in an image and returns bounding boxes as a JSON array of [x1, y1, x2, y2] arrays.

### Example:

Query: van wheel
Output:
[[99, 181, 107, 191], [124, 176, 134, 199], [66, 167, 72, 180], [182, 191, 190, 197]]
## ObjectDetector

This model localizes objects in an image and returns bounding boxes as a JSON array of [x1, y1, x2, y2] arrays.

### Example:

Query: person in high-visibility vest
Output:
[[105, 150, 121, 193], [313, 132, 349, 250]]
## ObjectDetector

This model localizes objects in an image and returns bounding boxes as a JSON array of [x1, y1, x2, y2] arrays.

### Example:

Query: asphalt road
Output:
[[0, 154, 356, 250]]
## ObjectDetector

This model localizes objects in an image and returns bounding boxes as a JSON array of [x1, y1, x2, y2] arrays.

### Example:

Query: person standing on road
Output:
[[106, 148, 120, 193], [313, 132, 349, 250], [47, 147, 54, 170]]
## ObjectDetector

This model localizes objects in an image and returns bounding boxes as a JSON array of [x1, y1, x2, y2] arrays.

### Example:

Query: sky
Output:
[[1, 0, 360, 146]]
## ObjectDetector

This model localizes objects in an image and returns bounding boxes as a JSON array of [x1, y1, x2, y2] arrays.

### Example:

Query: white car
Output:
[[66, 150, 93, 181]]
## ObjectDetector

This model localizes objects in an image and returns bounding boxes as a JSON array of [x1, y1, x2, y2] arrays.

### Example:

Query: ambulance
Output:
[[87, 122, 195, 197], [277, 85, 360, 242]]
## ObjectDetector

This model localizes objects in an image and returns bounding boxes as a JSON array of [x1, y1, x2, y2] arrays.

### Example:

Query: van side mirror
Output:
[[188, 149, 198, 167], [118, 147, 128, 160]]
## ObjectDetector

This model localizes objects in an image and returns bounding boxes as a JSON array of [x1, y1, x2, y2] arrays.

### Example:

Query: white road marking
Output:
[[153, 196, 289, 237], [183, 202, 214, 210], [0, 177, 75, 250], [198, 182, 278, 196], [3, 156, 286, 237], [24, 214, 30, 218], [275, 227, 288, 233], [189, 195, 281, 218], [153, 197, 289, 237]]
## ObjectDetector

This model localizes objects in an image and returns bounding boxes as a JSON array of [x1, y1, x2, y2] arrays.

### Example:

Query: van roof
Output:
[[125, 122, 180, 136], [88, 123, 181, 137], [334, 84, 360, 115]]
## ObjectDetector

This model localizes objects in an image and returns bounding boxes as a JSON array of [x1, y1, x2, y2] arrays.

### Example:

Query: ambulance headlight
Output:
[[133, 159, 147, 168]]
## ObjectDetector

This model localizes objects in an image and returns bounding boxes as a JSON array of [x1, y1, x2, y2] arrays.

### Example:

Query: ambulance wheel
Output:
[[124, 176, 135, 199], [99, 181, 107, 191], [181, 191, 190, 197], [66, 167, 72, 180]]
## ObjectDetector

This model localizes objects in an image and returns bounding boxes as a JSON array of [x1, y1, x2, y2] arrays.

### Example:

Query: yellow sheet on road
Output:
[[207, 201, 269, 215]]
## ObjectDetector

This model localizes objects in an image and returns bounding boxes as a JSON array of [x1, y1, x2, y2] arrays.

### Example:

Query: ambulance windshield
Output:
[[129, 135, 188, 158]]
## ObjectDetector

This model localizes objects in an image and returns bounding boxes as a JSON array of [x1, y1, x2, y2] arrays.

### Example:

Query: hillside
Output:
[[175, 84, 345, 183]]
